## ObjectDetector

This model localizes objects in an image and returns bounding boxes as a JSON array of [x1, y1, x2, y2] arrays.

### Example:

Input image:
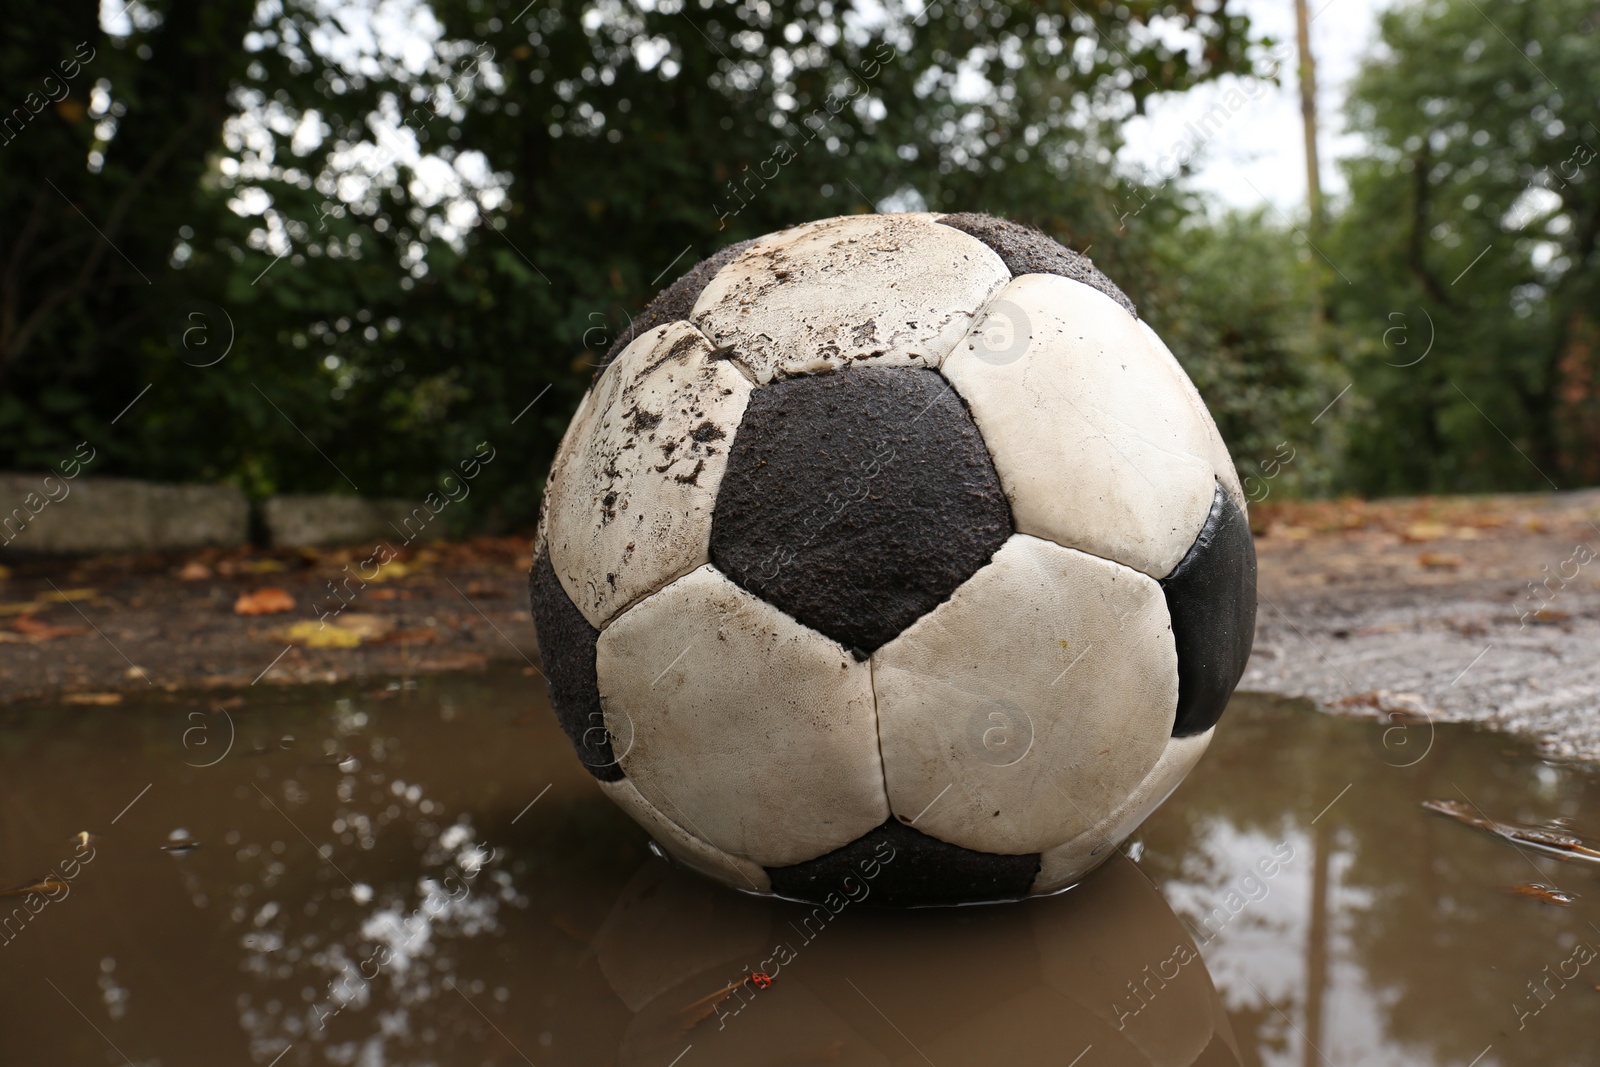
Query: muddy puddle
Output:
[[2, 667, 1598, 1066]]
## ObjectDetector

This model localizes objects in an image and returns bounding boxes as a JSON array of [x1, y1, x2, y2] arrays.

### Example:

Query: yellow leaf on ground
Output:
[[62, 692, 123, 706], [280, 620, 363, 649]]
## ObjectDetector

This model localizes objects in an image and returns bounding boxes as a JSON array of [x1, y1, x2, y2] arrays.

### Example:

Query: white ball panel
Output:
[[545, 322, 752, 628], [596, 565, 890, 868], [941, 274, 1218, 579], [1136, 320, 1247, 515], [690, 213, 1010, 383], [1030, 728, 1213, 895], [598, 778, 772, 894], [872, 534, 1177, 855], [534, 385, 593, 560]]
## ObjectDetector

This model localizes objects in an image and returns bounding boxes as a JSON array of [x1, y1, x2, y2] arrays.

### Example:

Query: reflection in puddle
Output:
[[588, 852, 1240, 1066], [1, 672, 1599, 1066]]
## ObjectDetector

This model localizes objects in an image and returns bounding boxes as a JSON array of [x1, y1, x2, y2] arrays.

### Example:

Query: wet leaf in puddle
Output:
[[162, 828, 200, 855], [0, 876, 69, 897], [1506, 883, 1577, 906], [1422, 800, 1600, 864], [676, 974, 769, 1037]]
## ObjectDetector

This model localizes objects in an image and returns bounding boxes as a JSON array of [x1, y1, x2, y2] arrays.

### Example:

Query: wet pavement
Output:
[[3, 667, 1599, 1066], [1248, 488, 1600, 762]]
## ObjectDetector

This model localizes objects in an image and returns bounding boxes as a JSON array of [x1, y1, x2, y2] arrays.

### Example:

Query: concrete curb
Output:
[[261, 494, 447, 548], [0, 476, 447, 554], [0, 474, 248, 554]]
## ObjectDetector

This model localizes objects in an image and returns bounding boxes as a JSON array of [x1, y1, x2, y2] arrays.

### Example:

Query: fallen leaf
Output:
[[0, 876, 69, 898], [10, 616, 89, 640], [235, 587, 295, 616], [1423, 800, 1600, 865], [1526, 609, 1571, 626], [1331, 690, 1434, 721], [279, 620, 363, 649], [36, 587, 98, 603], [332, 613, 395, 641], [178, 560, 213, 580], [366, 561, 412, 582], [677, 976, 765, 1037], [1403, 521, 1450, 542], [62, 692, 122, 706], [1418, 551, 1463, 568], [1506, 883, 1577, 906], [0, 603, 39, 616]]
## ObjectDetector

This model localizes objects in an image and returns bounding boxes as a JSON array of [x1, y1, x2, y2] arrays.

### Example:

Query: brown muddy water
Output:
[[2, 667, 1598, 1067]]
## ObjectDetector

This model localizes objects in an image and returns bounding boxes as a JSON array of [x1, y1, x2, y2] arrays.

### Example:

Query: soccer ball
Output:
[[530, 212, 1256, 907]]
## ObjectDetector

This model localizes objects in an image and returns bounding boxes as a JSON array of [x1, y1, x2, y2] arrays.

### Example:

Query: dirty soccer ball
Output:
[[529, 212, 1256, 907]]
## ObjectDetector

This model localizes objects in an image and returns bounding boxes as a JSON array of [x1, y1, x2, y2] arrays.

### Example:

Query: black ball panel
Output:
[[528, 548, 624, 781], [1160, 484, 1258, 737], [710, 366, 1012, 655], [601, 238, 756, 368], [937, 212, 1136, 317], [765, 817, 1042, 907]]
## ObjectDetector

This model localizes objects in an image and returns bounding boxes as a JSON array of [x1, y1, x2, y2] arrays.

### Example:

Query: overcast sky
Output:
[[1120, 0, 1391, 219]]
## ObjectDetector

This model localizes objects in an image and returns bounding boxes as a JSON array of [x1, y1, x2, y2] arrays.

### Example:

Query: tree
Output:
[[2, 0, 1269, 527], [1330, 0, 1600, 494]]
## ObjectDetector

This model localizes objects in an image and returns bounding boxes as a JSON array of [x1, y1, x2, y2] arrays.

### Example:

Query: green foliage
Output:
[[1328, 0, 1600, 494], [1144, 211, 1342, 500]]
